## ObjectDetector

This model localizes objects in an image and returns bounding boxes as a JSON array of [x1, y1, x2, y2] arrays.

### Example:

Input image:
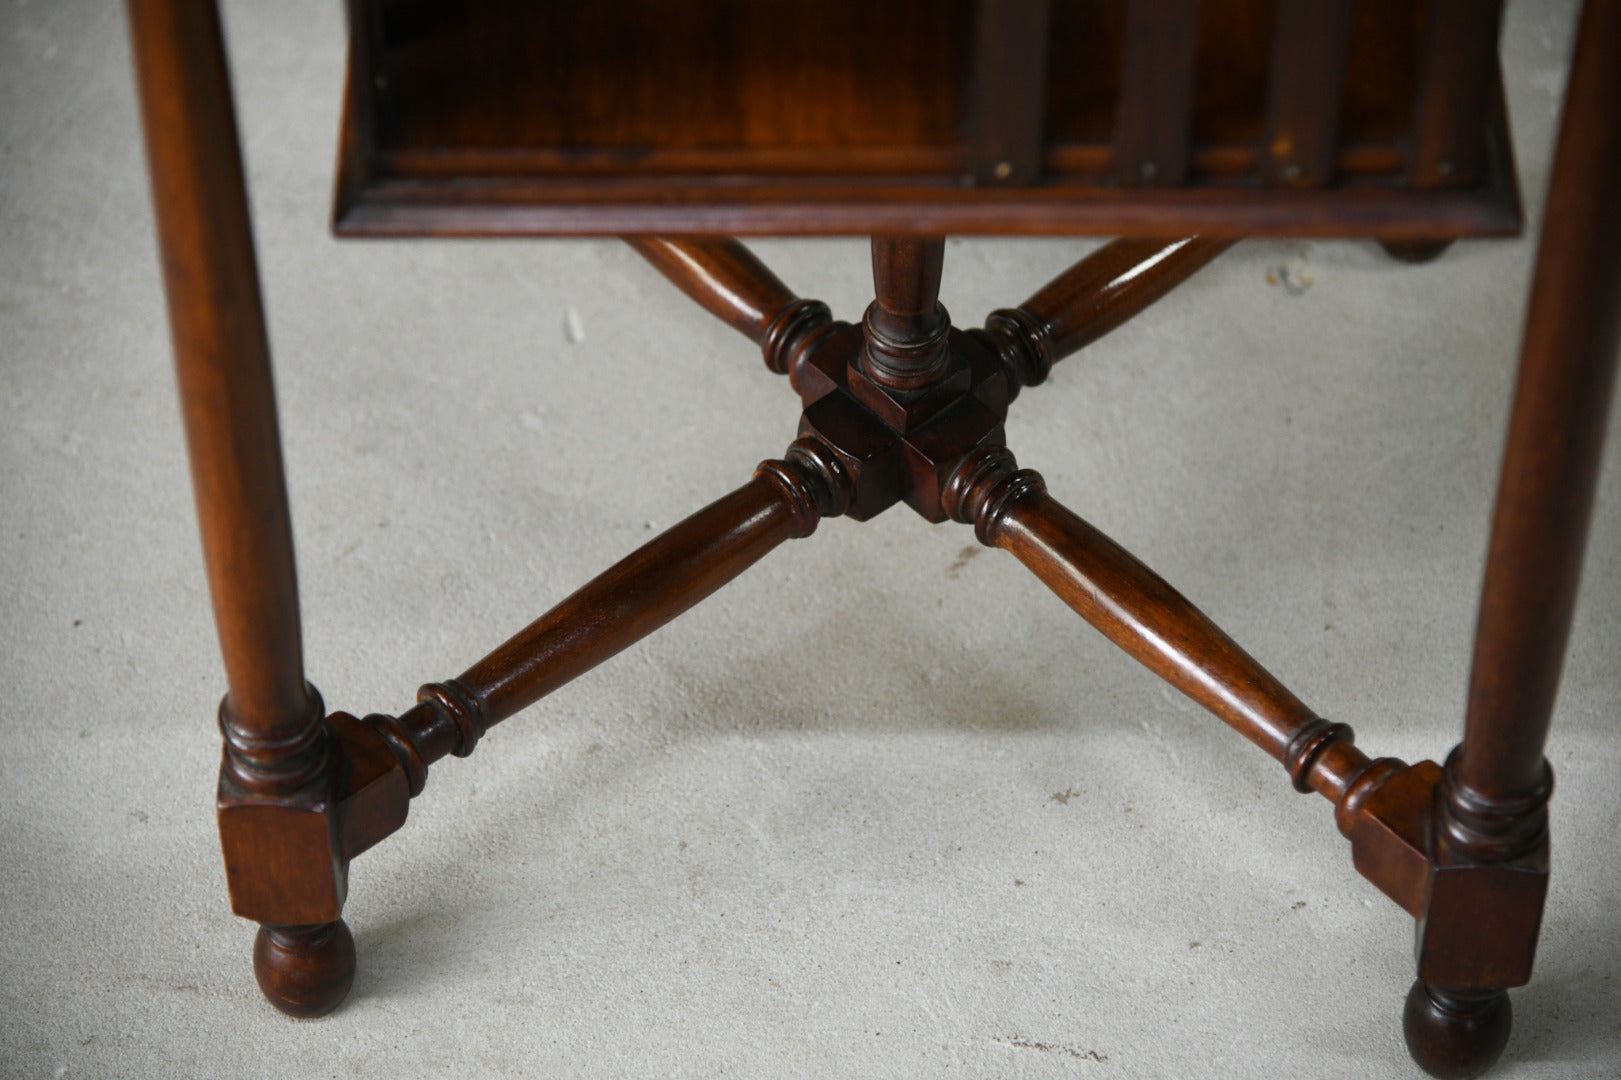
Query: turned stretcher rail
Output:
[[376, 441, 851, 786], [626, 237, 799, 344], [945, 446, 1371, 802], [1019, 236, 1233, 361], [979, 237, 1231, 391]]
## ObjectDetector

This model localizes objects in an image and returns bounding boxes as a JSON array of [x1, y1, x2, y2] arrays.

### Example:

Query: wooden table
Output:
[[127, 2, 1620, 1075]]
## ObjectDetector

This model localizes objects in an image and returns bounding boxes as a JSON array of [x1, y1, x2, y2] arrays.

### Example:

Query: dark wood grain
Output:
[[967, 0, 1052, 185], [1403, 983, 1513, 1080], [387, 444, 852, 773], [1405, 5, 1619, 1073], [862, 237, 952, 390], [128, 0, 316, 785], [133, 1, 1618, 1064], [625, 238, 799, 345], [1012, 235, 1232, 366], [1454, 0, 1620, 810], [128, 0, 355, 1017], [253, 921, 357, 1019], [1264, 0, 1354, 186], [1411, 0, 1506, 188], [334, 175, 1521, 239], [1112, 0, 1199, 186], [332, 0, 1520, 238], [943, 446, 1369, 802]]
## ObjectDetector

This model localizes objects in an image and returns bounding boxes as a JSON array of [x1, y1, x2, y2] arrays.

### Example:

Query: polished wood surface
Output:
[[626, 238, 798, 345], [1456, 0, 1621, 808], [253, 922, 357, 1020], [1112, 0, 1198, 186], [1398, 5, 1621, 1073], [381, 443, 851, 777], [128, 0, 314, 777], [967, 0, 1052, 186], [1411, 0, 1507, 189], [130, 1, 1619, 1073], [1016, 236, 1232, 362], [862, 237, 952, 390], [1263, 0, 1353, 187], [333, 0, 1520, 238], [942, 446, 1368, 802]]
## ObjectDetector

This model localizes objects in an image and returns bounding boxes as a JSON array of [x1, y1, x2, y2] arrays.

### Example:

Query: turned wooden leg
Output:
[[976, 237, 1232, 390], [364, 440, 853, 787], [626, 237, 833, 374], [128, 0, 352, 1016], [1406, 1, 1621, 1076]]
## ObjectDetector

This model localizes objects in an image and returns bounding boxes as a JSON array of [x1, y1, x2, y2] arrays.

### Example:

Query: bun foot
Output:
[[1403, 980, 1512, 1079], [1381, 239, 1455, 263], [253, 919, 356, 1018]]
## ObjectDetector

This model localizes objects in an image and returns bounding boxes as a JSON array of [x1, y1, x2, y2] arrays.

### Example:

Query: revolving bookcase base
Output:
[[127, 0, 1621, 1076]]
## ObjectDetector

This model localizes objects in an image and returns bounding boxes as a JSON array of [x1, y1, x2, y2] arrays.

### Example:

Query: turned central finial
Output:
[[861, 236, 952, 390]]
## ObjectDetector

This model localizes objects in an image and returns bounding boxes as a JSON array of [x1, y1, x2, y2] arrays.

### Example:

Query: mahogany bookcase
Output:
[[127, 1, 1618, 1076]]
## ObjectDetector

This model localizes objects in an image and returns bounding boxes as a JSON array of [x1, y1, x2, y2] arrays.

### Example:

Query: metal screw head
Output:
[[993, 161, 1013, 181], [1139, 161, 1159, 181]]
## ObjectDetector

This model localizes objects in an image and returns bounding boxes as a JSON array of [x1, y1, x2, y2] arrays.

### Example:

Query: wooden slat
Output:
[[968, 0, 1053, 186], [1113, 0, 1200, 186], [1410, 0, 1505, 187], [1264, 0, 1354, 186]]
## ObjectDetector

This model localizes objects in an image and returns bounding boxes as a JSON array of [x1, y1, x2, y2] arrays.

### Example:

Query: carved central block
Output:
[[790, 319, 1013, 523]]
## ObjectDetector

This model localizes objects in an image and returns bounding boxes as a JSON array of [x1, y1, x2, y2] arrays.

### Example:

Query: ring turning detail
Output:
[[126, 0, 1621, 1074]]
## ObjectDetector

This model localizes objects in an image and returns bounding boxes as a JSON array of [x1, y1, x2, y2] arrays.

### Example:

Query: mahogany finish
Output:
[[1006, 235, 1233, 368], [1404, 2, 1621, 1073], [370, 444, 851, 783], [128, 0, 355, 1017], [1263, 0, 1353, 188], [626, 238, 798, 345], [128, 1, 1620, 1075], [253, 921, 357, 1020], [1112, 0, 1199, 187], [1456, 0, 1621, 809], [862, 237, 953, 391], [967, 0, 1052, 186], [331, 0, 1521, 238], [941, 446, 1369, 802]]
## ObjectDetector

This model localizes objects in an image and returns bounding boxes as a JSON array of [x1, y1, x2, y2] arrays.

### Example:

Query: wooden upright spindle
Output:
[[129, 0, 317, 782], [1403, 10, 1618, 1072], [967, 0, 1053, 186]]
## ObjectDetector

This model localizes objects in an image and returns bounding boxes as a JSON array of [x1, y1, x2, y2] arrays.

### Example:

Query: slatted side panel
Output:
[[1112, 0, 1199, 186], [1263, 0, 1353, 186]]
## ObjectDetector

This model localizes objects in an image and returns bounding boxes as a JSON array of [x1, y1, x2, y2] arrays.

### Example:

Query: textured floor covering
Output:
[[2, 1, 1617, 1077]]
